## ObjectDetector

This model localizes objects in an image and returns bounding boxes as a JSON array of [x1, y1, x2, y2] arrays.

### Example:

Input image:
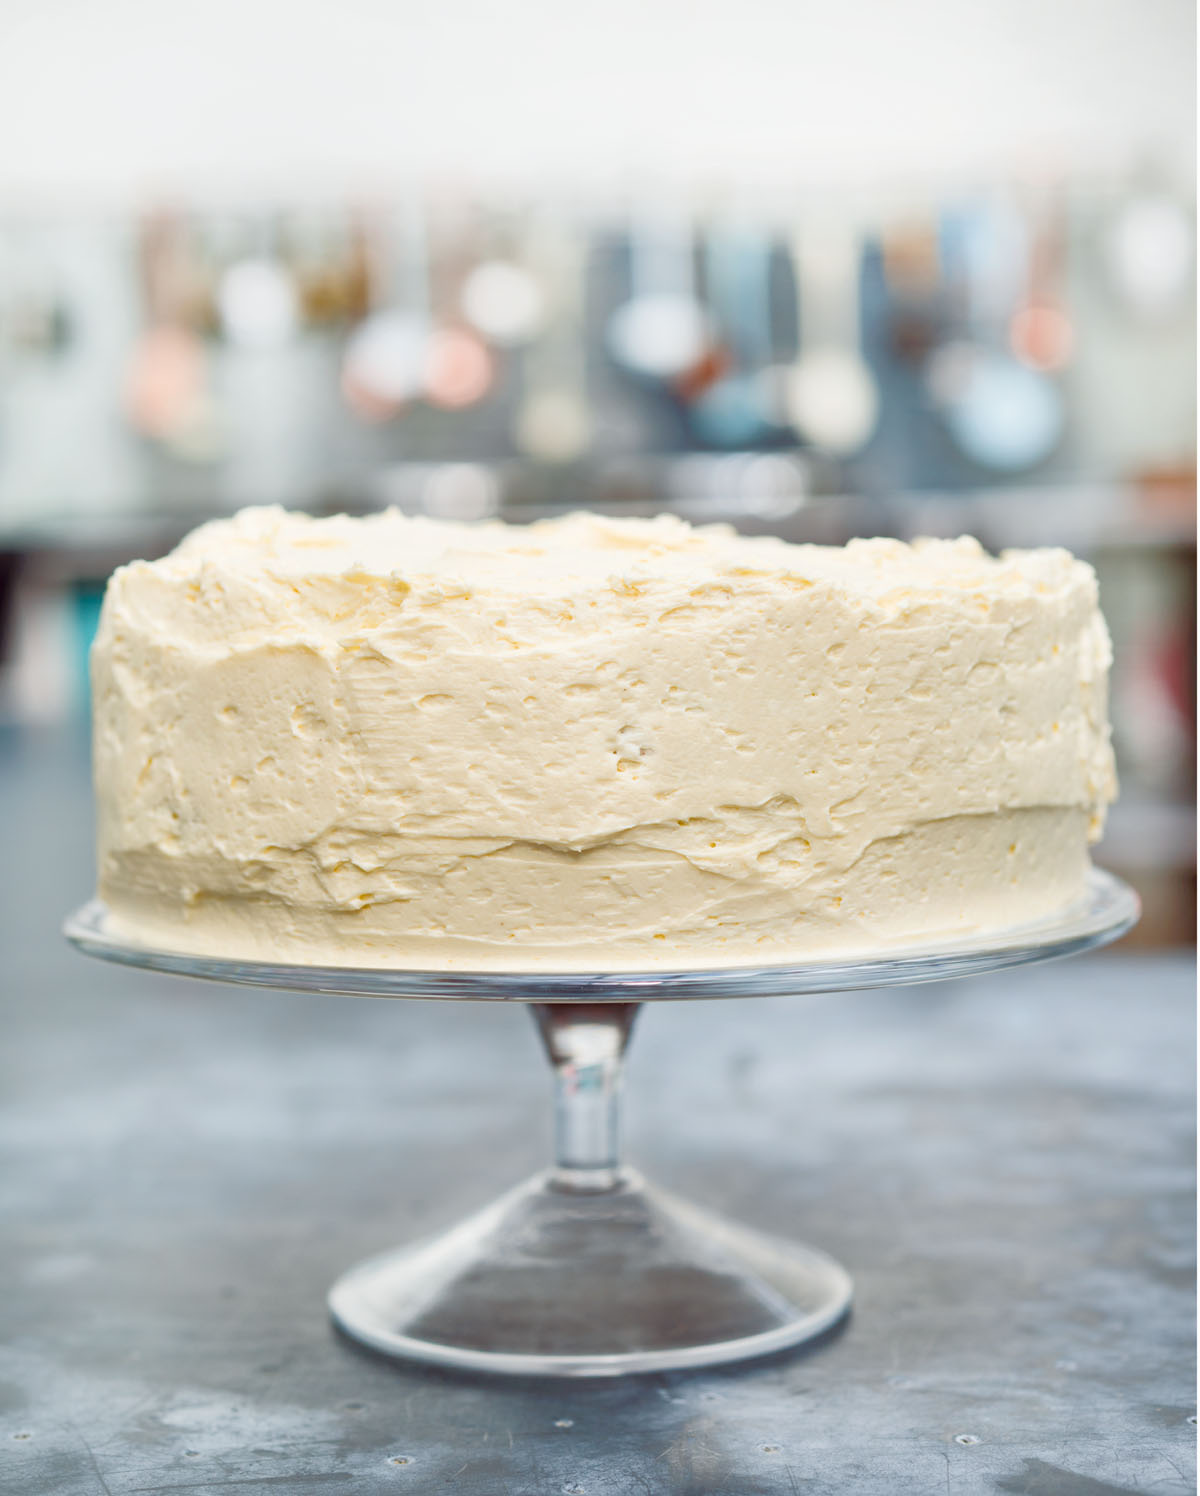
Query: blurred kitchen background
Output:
[[0, 0, 1193, 943]]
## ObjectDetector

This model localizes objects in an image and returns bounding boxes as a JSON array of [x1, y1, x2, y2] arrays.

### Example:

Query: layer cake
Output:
[[91, 507, 1116, 969]]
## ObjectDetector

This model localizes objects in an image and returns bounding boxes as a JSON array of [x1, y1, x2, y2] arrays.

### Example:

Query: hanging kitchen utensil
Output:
[[460, 205, 546, 349], [461, 259, 545, 347], [1104, 189, 1194, 321], [1009, 191, 1074, 373], [423, 205, 495, 412], [689, 224, 775, 449], [341, 196, 432, 421], [783, 218, 879, 456], [286, 208, 369, 329], [880, 215, 943, 366], [941, 347, 1064, 471], [216, 213, 299, 351], [928, 198, 1064, 473], [513, 220, 591, 463], [606, 202, 711, 382], [0, 230, 72, 356], [123, 210, 222, 461]]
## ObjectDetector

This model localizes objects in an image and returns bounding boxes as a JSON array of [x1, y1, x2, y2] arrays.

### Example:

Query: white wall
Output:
[[0, 0, 1192, 203]]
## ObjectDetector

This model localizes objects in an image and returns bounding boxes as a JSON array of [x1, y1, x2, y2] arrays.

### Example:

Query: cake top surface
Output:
[[148, 505, 1085, 606]]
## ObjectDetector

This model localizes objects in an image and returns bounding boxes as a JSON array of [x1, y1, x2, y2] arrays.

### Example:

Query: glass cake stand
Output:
[[64, 867, 1138, 1378]]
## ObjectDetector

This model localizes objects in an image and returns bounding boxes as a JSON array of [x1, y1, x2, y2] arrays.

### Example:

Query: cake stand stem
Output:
[[531, 1002, 639, 1193]]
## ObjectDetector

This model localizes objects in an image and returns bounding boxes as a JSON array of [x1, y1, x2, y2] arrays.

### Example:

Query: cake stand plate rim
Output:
[[62, 866, 1140, 1002]]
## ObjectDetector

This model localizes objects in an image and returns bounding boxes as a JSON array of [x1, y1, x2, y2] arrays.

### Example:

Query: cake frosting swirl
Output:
[[91, 506, 1116, 969]]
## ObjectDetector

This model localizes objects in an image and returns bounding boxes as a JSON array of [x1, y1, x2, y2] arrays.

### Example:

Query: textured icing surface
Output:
[[92, 507, 1116, 969]]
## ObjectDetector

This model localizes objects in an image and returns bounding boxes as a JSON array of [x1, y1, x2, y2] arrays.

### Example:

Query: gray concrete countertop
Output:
[[0, 728, 1194, 1496]]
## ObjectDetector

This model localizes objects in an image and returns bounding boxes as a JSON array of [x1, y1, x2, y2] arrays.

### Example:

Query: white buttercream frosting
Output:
[[91, 506, 1116, 969]]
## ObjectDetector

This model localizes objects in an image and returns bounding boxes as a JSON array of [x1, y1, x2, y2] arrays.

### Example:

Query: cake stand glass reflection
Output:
[[64, 867, 1138, 1378]]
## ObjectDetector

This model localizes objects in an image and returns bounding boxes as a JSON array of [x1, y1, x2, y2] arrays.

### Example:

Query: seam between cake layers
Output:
[[105, 802, 1090, 915], [101, 803, 1090, 964]]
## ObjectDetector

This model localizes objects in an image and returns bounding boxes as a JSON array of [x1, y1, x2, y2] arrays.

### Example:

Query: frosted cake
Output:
[[90, 507, 1116, 970]]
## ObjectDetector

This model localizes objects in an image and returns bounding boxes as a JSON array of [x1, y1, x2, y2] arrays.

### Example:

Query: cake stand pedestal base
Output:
[[328, 1168, 852, 1377]]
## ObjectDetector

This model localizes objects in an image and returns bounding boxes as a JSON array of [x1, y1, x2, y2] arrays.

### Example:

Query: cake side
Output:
[[91, 508, 1116, 969]]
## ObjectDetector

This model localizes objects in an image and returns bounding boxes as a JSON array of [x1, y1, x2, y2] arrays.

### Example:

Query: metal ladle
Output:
[[341, 196, 432, 421], [606, 202, 711, 382], [689, 224, 775, 449], [513, 219, 591, 464], [783, 218, 879, 457]]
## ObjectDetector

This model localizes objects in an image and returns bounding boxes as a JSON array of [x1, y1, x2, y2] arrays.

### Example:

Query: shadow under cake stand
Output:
[[65, 867, 1138, 1378]]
